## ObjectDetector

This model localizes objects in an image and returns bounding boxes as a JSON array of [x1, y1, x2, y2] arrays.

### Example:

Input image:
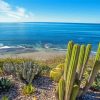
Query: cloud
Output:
[[0, 0, 34, 22]]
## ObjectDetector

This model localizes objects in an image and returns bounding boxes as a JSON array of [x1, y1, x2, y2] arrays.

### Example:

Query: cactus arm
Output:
[[64, 41, 74, 81], [95, 43, 100, 61], [70, 85, 79, 100], [29, 68, 36, 83], [65, 44, 80, 100], [79, 44, 92, 80], [29, 69, 33, 83], [82, 43, 100, 94], [58, 77, 65, 100], [27, 68, 32, 83], [77, 45, 85, 79], [22, 62, 27, 79]]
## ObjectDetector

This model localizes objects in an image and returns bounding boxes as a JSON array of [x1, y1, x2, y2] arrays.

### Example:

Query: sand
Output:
[[0, 51, 65, 61]]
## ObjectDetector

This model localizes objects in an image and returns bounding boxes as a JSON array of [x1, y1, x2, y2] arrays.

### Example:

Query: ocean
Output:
[[0, 22, 100, 54]]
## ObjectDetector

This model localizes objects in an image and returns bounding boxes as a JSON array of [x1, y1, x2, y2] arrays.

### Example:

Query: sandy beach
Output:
[[0, 51, 66, 61]]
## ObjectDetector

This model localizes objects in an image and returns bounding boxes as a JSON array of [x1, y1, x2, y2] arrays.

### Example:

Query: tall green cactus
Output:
[[76, 44, 91, 97], [64, 41, 74, 81], [65, 44, 80, 100], [51, 41, 100, 100]]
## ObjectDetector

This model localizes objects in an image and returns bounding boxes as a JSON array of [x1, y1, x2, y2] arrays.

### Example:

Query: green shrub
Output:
[[1, 96, 9, 100], [0, 78, 12, 92], [22, 84, 36, 96], [3, 62, 15, 74], [40, 65, 51, 76], [2, 58, 34, 73], [91, 73, 100, 91]]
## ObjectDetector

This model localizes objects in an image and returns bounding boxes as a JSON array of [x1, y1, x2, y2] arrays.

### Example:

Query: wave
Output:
[[0, 46, 11, 49], [44, 43, 53, 49], [0, 45, 25, 50], [0, 43, 97, 55]]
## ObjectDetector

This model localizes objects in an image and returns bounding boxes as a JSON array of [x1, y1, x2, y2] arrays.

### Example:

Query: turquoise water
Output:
[[0, 22, 100, 54]]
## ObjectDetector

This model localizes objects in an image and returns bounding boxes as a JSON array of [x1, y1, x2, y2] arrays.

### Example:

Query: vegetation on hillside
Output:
[[0, 41, 99, 100]]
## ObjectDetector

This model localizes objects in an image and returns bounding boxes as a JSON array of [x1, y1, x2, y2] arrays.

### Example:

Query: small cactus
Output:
[[57, 63, 64, 70], [20, 62, 40, 83], [50, 68, 63, 82]]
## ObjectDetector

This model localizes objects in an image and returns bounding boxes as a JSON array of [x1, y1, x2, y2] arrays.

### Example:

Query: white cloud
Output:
[[0, 0, 35, 22]]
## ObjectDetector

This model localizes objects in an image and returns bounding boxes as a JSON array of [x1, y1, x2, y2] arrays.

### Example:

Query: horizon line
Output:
[[0, 21, 100, 24]]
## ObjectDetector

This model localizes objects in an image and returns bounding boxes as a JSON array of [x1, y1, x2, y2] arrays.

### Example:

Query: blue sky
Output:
[[0, 0, 100, 23]]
